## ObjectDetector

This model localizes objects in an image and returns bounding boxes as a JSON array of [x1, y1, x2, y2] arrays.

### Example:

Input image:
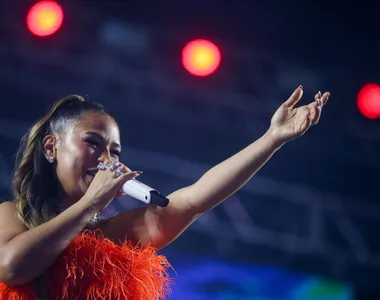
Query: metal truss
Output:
[[0, 36, 379, 173]]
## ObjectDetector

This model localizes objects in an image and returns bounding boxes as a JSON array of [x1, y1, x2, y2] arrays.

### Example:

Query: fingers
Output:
[[106, 162, 142, 198], [314, 91, 330, 107], [307, 102, 320, 125], [118, 165, 142, 179], [283, 85, 303, 108], [97, 160, 142, 181], [113, 163, 142, 184], [118, 170, 142, 182], [321, 91, 330, 106], [310, 90, 330, 125], [314, 91, 323, 107], [115, 163, 131, 174], [284, 87, 330, 110], [298, 106, 312, 133], [309, 92, 323, 125], [298, 90, 330, 127]]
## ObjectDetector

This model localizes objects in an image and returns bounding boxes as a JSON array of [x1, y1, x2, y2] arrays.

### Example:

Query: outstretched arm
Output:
[[101, 87, 330, 249]]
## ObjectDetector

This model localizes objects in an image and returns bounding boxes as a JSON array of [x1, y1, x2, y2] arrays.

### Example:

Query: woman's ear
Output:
[[42, 135, 58, 163]]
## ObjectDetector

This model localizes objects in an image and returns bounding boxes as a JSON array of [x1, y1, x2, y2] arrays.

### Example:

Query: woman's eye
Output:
[[111, 151, 121, 157], [86, 139, 99, 147], [85, 138, 120, 157]]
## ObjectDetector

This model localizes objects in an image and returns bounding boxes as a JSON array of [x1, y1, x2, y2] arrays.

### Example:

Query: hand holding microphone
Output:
[[83, 160, 169, 212], [120, 179, 169, 207], [109, 161, 169, 207]]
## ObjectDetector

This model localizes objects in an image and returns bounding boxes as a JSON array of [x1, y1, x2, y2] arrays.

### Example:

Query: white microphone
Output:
[[121, 179, 169, 207]]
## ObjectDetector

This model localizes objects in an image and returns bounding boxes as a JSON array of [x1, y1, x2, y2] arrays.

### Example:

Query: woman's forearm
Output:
[[0, 198, 98, 286], [188, 129, 283, 212]]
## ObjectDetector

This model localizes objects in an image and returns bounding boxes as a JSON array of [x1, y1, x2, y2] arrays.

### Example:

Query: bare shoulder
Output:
[[0, 201, 28, 245]]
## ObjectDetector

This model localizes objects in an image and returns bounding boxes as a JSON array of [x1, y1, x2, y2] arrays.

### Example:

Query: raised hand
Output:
[[269, 86, 330, 144]]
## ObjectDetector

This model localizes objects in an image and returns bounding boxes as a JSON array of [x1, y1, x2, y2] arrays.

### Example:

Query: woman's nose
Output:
[[98, 150, 112, 161]]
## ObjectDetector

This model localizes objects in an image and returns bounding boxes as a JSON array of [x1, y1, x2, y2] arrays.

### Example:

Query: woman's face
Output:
[[55, 112, 121, 205]]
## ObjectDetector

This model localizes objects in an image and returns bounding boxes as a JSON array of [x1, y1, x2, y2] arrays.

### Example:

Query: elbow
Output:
[[0, 253, 26, 287], [0, 262, 17, 287]]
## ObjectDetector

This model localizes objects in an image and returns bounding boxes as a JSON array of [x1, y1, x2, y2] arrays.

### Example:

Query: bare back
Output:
[[0, 202, 28, 246]]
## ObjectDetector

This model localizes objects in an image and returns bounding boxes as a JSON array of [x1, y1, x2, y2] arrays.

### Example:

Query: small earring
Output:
[[47, 156, 55, 163]]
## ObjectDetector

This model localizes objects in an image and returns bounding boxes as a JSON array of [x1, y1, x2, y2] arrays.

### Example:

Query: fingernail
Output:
[[135, 171, 143, 175], [299, 85, 303, 90]]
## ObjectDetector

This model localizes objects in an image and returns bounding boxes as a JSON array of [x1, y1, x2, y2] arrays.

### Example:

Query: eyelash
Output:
[[112, 150, 121, 157], [85, 139, 121, 157]]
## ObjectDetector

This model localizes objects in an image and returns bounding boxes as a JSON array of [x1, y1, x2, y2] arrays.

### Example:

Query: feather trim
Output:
[[0, 230, 172, 300]]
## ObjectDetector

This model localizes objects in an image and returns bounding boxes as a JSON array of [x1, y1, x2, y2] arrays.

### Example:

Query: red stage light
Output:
[[27, 1, 64, 37], [182, 39, 221, 77], [357, 83, 380, 119]]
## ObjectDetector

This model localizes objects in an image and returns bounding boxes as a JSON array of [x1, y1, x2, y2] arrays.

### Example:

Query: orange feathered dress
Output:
[[0, 230, 172, 300]]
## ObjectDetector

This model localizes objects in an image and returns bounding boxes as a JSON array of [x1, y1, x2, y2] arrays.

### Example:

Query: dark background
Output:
[[0, 0, 379, 299]]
